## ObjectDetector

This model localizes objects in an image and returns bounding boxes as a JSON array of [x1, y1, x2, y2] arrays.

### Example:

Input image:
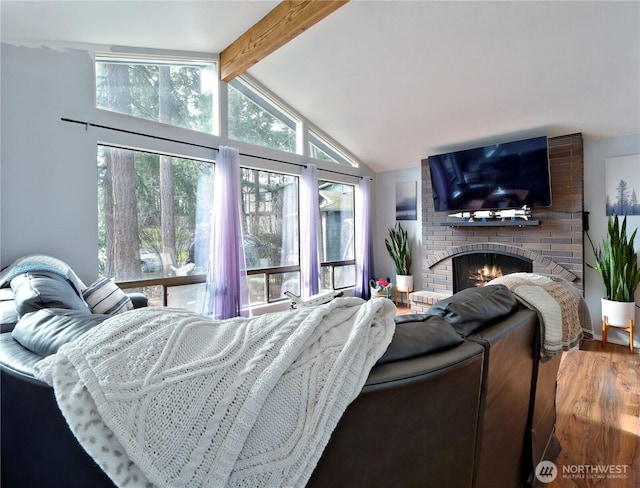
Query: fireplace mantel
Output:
[[441, 220, 540, 228]]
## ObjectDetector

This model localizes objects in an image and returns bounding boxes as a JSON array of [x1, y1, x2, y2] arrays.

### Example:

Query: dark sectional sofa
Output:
[[1, 276, 561, 488], [308, 285, 562, 488]]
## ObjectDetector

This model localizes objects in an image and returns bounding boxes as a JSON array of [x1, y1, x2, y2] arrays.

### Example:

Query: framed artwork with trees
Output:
[[605, 154, 640, 216]]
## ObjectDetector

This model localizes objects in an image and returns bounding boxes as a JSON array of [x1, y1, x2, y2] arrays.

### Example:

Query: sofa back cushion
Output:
[[377, 314, 463, 364], [427, 284, 518, 337]]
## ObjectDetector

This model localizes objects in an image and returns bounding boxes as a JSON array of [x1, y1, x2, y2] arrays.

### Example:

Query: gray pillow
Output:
[[10, 271, 90, 317], [11, 308, 110, 357], [426, 284, 518, 337], [377, 314, 464, 364]]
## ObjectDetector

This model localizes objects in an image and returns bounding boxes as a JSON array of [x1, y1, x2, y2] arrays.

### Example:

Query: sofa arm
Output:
[[127, 293, 148, 309], [1, 357, 116, 488]]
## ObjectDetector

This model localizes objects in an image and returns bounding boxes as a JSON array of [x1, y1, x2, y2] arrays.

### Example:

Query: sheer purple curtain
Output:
[[300, 164, 321, 297], [202, 146, 249, 319], [355, 176, 374, 299]]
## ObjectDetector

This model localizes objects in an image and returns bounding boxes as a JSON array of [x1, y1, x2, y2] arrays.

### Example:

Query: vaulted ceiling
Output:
[[2, 1, 638, 172]]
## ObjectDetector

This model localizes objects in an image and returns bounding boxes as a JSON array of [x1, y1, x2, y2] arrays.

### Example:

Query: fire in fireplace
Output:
[[452, 252, 533, 293], [469, 264, 505, 286]]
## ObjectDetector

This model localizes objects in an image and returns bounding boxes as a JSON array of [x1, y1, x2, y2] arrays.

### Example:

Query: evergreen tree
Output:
[[631, 190, 639, 215], [103, 63, 141, 281], [615, 179, 630, 215]]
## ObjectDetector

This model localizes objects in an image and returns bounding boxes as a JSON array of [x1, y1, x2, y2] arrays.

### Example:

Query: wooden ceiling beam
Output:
[[220, 0, 349, 82]]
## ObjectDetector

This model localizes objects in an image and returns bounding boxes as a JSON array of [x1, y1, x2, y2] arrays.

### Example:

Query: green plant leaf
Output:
[[592, 215, 640, 302], [385, 222, 413, 275]]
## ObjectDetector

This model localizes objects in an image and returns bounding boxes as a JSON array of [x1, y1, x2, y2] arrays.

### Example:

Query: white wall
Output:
[[374, 167, 423, 293], [584, 134, 640, 348], [1, 45, 100, 282]]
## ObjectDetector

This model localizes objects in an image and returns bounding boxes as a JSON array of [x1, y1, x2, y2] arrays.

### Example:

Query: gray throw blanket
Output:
[[488, 273, 593, 358]]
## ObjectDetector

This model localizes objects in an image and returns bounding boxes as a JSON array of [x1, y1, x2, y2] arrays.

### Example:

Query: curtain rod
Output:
[[61, 117, 368, 180]]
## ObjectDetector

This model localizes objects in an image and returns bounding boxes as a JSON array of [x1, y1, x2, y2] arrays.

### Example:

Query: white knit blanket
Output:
[[34, 297, 396, 488]]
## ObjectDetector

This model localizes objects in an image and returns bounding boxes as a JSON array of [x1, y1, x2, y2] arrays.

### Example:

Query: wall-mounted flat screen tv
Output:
[[428, 136, 552, 212]]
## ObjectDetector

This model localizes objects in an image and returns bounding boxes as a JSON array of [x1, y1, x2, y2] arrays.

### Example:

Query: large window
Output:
[[96, 56, 217, 134], [97, 147, 356, 303], [94, 54, 364, 311], [97, 145, 214, 286], [240, 168, 300, 304], [319, 181, 355, 290]]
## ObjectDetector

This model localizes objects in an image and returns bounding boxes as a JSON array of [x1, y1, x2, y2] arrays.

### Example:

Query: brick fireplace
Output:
[[412, 133, 584, 312]]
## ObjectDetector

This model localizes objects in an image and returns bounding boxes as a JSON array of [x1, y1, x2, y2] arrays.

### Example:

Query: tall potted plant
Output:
[[385, 222, 413, 292], [589, 215, 640, 341]]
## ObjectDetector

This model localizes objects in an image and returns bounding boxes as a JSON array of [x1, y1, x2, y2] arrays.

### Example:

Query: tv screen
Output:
[[428, 136, 551, 212]]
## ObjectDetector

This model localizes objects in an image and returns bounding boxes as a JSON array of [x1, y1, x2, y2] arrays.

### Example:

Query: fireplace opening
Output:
[[452, 252, 533, 293]]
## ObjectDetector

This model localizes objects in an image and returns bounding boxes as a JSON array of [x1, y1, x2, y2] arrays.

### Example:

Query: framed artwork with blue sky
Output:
[[396, 181, 417, 220]]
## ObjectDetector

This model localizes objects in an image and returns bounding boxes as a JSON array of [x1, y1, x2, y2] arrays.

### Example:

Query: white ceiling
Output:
[[2, 0, 639, 173]]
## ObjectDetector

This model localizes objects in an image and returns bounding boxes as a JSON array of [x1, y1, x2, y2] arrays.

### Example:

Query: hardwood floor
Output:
[[394, 303, 413, 316], [547, 341, 639, 487]]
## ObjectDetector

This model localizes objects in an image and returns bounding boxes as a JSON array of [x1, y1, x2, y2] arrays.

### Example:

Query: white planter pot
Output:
[[396, 275, 414, 293], [601, 298, 635, 327]]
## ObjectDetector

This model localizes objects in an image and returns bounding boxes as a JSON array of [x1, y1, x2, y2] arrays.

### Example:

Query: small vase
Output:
[[396, 275, 414, 293]]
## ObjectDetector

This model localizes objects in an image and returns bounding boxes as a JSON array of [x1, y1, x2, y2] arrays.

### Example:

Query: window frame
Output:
[[227, 76, 301, 154], [239, 166, 301, 305], [92, 52, 365, 312], [309, 129, 358, 167], [228, 73, 359, 168], [318, 178, 356, 290], [96, 143, 215, 283], [94, 53, 220, 135]]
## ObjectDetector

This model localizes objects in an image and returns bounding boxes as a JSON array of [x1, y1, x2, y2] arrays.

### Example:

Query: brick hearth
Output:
[[414, 133, 584, 312]]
